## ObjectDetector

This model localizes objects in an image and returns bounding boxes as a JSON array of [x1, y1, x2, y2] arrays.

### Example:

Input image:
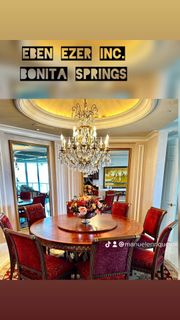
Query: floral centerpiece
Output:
[[68, 195, 103, 224]]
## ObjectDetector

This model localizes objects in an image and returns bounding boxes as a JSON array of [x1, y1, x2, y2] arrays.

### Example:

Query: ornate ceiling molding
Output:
[[15, 99, 158, 130]]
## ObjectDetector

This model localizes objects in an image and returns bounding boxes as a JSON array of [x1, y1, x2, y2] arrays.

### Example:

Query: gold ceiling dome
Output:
[[16, 98, 157, 129], [33, 99, 140, 118]]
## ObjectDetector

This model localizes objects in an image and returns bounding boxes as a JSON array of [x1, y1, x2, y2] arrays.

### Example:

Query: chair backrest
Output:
[[4, 228, 47, 280], [0, 213, 13, 230], [143, 207, 167, 240], [112, 202, 129, 218], [33, 195, 46, 207], [0, 213, 16, 266], [114, 192, 120, 202], [90, 235, 139, 279], [25, 203, 46, 229], [153, 220, 177, 270], [104, 194, 115, 207], [106, 190, 115, 196], [92, 189, 99, 196], [20, 191, 31, 201]]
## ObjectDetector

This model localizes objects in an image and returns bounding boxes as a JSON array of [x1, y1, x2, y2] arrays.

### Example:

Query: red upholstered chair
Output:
[[66, 201, 74, 216], [20, 191, 31, 201], [137, 207, 167, 249], [92, 189, 99, 196], [106, 190, 115, 196], [25, 204, 50, 253], [0, 213, 16, 279], [114, 192, 120, 202], [112, 202, 129, 218], [33, 194, 46, 207], [76, 235, 139, 280], [101, 192, 115, 213], [132, 220, 177, 280], [4, 229, 73, 280], [24, 203, 46, 232]]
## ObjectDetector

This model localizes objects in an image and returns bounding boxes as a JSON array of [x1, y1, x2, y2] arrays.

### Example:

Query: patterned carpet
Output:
[[0, 260, 178, 280], [130, 262, 178, 280]]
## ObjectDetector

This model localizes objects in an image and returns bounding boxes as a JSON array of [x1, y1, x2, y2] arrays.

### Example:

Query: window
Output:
[[15, 162, 26, 184], [38, 162, 49, 193], [26, 162, 38, 190]]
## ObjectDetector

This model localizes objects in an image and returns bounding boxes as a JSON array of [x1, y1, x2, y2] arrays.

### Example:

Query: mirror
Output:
[[10, 141, 51, 229]]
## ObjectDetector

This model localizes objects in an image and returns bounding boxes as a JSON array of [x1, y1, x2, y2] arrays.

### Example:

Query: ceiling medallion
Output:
[[58, 99, 111, 176]]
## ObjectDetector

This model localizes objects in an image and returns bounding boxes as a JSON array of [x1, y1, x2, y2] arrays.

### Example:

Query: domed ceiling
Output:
[[16, 99, 157, 130], [32, 99, 139, 118]]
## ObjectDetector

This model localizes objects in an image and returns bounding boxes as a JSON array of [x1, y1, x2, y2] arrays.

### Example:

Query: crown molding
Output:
[[0, 124, 60, 141], [110, 131, 159, 143], [0, 124, 159, 143], [15, 98, 158, 130], [144, 130, 159, 141]]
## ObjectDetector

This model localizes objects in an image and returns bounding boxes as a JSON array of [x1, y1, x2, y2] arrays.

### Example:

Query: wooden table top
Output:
[[30, 214, 143, 252]]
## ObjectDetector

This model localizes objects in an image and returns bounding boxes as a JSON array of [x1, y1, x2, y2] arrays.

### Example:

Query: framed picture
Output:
[[103, 166, 128, 189]]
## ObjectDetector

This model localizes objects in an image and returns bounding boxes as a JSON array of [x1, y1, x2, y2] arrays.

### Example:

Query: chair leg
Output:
[[160, 263, 164, 280], [10, 258, 16, 280], [42, 246, 47, 254], [151, 272, 155, 280]]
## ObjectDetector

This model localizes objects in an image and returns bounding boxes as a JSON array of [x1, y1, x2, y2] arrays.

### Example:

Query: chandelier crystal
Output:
[[58, 99, 111, 176]]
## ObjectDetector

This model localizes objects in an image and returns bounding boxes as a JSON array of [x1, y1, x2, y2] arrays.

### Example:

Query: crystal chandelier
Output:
[[58, 99, 111, 176]]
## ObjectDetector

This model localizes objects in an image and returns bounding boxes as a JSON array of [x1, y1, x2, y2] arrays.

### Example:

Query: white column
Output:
[[153, 130, 168, 207], [133, 144, 144, 221]]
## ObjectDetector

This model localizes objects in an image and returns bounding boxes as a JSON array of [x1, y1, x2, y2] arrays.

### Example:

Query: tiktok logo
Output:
[[105, 241, 111, 248]]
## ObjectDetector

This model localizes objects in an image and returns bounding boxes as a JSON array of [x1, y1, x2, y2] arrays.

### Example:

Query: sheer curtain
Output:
[[55, 142, 83, 214]]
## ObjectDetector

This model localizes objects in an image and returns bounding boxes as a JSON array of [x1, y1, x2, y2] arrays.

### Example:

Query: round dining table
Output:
[[30, 214, 143, 252]]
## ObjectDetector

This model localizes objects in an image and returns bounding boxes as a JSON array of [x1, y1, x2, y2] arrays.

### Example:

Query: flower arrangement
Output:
[[83, 184, 99, 196], [69, 195, 103, 220]]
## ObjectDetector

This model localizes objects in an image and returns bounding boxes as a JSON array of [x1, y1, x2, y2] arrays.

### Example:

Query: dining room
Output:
[[0, 98, 178, 280]]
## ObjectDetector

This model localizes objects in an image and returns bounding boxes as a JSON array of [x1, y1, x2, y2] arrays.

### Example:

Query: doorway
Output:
[[83, 149, 131, 202], [9, 141, 51, 229]]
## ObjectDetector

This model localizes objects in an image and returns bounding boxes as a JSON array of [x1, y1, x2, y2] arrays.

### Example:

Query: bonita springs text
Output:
[[20, 46, 127, 81]]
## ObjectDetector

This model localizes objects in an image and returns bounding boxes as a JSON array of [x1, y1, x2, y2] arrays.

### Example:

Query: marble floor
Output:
[[0, 242, 9, 269]]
